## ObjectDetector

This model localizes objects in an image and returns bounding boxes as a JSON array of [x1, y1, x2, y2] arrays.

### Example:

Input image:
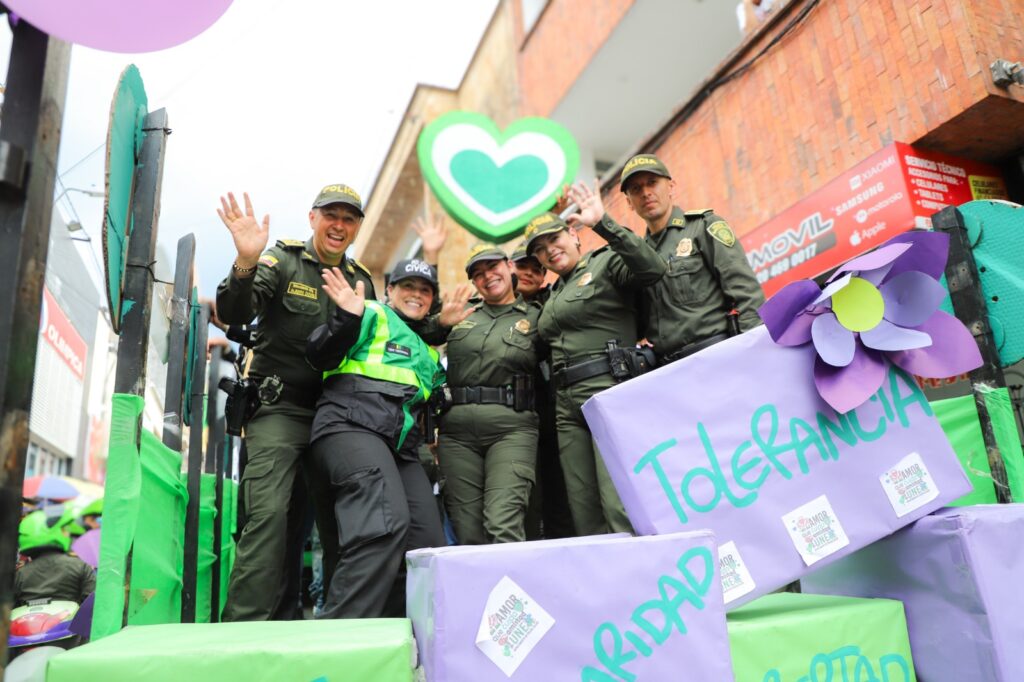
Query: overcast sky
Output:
[[3, 0, 497, 300]]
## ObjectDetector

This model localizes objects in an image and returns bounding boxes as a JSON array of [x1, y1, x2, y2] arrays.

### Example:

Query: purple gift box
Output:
[[803, 504, 1024, 682], [406, 532, 733, 681], [582, 325, 972, 608]]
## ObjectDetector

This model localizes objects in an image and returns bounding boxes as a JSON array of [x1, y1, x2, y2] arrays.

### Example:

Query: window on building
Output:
[[26, 443, 38, 477], [521, 0, 549, 37]]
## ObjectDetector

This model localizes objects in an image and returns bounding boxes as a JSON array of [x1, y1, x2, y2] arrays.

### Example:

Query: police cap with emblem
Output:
[[464, 244, 508, 277], [619, 154, 672, 191], [388, 258, 438, 294], [312, 183, 364, 217], [523, 212, 570, 255]]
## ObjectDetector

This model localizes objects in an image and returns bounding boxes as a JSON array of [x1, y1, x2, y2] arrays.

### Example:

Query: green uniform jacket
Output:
[[445, 297, 543, 389], [15, 548, 95, 606], [538, 215, 666, 369], [216, 237, 375, 395], [643, 206, 765, 358]]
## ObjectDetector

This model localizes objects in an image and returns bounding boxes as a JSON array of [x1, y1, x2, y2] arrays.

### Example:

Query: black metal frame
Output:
[[0, 22, 71, 667], [181, 304, 209, 623], [162, 235, 196, 451], [934, 205, 1012, 503]]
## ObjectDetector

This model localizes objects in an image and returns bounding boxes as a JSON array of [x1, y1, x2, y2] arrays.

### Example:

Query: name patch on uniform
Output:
[[286, 281, 319, 300], [514, 319, 531, 334], [675, 238, 694, 257], [707, 221, 736, 247], [386, 342, 411, 358], [578, 272, 593, 286]]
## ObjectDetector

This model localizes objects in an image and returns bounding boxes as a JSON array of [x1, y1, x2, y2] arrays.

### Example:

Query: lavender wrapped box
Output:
[[406, 532, 733, 681], [582, 326, 972, 608], [803, 504, 1024, 681]]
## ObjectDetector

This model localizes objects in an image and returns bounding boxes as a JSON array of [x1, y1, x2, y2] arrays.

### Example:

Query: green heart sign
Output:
[[417, 111, 580, 243]]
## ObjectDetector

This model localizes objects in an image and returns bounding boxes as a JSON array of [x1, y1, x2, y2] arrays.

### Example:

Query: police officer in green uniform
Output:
[[510, 242, 575, 540], [15, 510, 95, 606], [437, 245, 543, 544], [215, 186, 375, 621], [306, 259, 470, 618], [619, 154, 765, 362], [526, 181, 666, 536]]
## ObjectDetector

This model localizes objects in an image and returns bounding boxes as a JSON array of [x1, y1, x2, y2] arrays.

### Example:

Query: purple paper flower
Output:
[[758, 231, 982, 413]]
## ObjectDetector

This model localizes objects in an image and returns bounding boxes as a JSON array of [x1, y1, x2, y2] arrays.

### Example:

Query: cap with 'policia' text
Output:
[[464, 244, 508, 277], [523, 212, 569, 254], [312, 184, 364, 216], [619, 154, 671, 191]]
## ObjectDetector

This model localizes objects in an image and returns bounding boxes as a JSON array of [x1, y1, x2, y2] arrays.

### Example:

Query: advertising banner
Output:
[[742, 142, 1007, 297]]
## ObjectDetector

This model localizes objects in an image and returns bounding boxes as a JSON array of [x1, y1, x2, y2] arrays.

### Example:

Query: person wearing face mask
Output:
[[215, 185, 375, 621], [619, 154, 764, 364], [305, 259, 473, 618], [524, 181, 666, 536], [436, 245, 545, 545]]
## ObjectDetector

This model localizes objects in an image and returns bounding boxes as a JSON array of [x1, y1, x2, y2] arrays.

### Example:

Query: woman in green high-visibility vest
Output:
[[306, 258, 472, 619]]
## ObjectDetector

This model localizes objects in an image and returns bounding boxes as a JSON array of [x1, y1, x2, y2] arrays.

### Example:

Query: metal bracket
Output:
[[991, 59, 1024, 88]]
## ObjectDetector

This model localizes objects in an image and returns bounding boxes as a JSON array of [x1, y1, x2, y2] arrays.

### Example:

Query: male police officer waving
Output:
[[215, 185, 374, 621], [620, 154, 764, 362]]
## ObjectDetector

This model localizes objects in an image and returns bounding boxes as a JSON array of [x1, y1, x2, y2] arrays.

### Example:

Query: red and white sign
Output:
[[741, 142, 1008, 297], [40, 287, 87, 380]]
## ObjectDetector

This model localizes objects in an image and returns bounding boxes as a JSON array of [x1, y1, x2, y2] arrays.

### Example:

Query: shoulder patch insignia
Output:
[[514, 319, 531, 334], [675, 237, 694, 257], [259, 254, 278, 268], [277, 239, 307, 248], [286, 281, 318, 300], [707, 220, 736, 247], [578, 272, 593, 287], [669, 217, 686, 227]]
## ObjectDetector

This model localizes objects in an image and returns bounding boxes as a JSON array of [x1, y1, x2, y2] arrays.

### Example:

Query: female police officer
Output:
[[438, 245, 544, 545], [305, 259, 472, 618], [525, 181, 665, 536]]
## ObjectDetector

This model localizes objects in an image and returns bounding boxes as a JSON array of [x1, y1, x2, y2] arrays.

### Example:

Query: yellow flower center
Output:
[[831, 277, 884, 332]]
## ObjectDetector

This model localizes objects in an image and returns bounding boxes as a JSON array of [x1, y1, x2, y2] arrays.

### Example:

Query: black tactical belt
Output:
[[662, 333, 730, 364], [551, 357, 612, 390], [449, 385, 516, 408], [251, 375, 319, 410]]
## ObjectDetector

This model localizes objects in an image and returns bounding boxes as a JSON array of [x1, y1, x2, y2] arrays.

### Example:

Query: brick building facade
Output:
[[357, 0, 1024, 291]]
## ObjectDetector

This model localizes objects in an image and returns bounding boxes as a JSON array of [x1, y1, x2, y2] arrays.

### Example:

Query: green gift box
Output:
[[931, 388, 1024, 505], [47, 620, 417, 682], [727, 593, 916, 681]]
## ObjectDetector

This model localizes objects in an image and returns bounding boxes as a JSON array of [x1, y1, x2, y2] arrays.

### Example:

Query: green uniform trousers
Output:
[[554, 376, 633, 536], [439, 404, 537, 544], [222, 401, 312, 622]]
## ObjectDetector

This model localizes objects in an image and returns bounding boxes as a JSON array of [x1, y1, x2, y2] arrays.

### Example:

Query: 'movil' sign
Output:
[[417, 111, 579, 243], [741, 142, 1007, 297]]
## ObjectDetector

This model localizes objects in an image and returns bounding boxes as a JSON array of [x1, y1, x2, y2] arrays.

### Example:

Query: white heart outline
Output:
[[431, 123, 567, 225]]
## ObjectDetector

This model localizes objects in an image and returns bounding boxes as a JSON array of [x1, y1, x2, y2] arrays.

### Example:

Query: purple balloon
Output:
[[888, 311, 983, 378], [811, 312, 856, 367], [5, 0, 234, 53], [880, 271, 948, 327], [861, 319, 933, 351], [814, 345, 887, 414]]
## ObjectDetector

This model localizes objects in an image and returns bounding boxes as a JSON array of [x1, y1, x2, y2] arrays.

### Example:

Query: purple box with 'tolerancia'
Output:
[[803, 504, 1024, 682], [581, 325, 972, 609], [406, 531, 734, 681]]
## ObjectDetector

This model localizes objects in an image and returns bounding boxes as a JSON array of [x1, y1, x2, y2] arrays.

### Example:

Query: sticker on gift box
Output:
[[782, 495, 850, 566], [718, 541, 756, 604], [880, 451, 939, 517], [475, 576, 555, 676]]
